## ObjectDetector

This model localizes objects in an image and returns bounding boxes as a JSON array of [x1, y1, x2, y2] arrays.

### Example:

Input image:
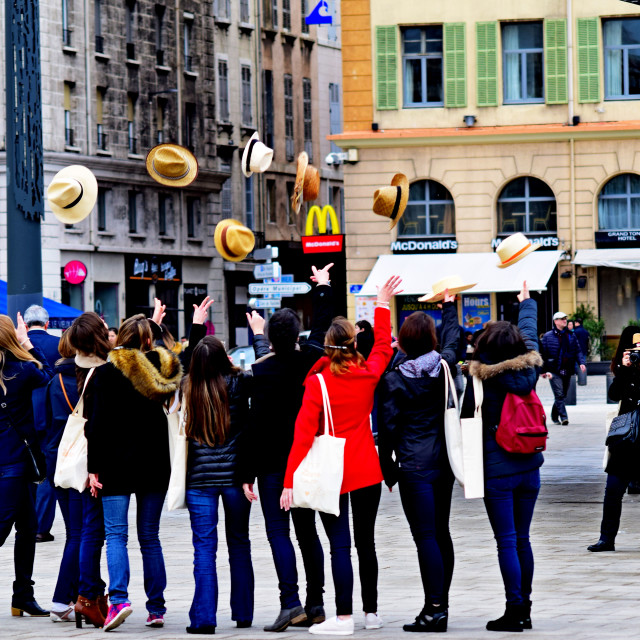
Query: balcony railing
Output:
[[63, 29, 72, 47], [97, 126, 107, 150], [95, 35, 104, 53], [156, 49, 165, 66], [126, 42, 135, 60], [65, 128, 74, 147], [128, 136, 138, 154]]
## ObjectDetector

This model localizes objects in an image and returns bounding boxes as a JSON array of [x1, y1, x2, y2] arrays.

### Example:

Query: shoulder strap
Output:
[[442, 360, 459, 412], [72, 367, 97, 415], [472, 375, 484, 417], [316, 373, 335, 437], [59, 374, 74, 412]]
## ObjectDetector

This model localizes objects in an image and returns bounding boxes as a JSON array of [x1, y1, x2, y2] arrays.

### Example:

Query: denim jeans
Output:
[[258, 472, 324, 610], [36, 477, 57, 535], [53, 488, 82, 604], [398, 470, 455, 608], [102, 492, 167, 614], [186, 486, 254, 629], [549, 375, 571, 422], [79, 489, 106, 599], [599, 473, 630, 543], [0, 463, 37, 601], [484, 469, 540, 605]]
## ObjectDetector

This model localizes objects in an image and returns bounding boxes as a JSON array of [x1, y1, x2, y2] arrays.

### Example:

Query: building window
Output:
[[184, 15, 193, 72], [271, 0, 278, 28], [158, 194, 168, 235], [245, 176, 254, 229], [128, 190, 138, 233], [303, 78, 313, 160], [502, 21, 544, 103], [598, 174, 640, 229], [286, 181, 295, 224], [155, 4, 165, 65], [221, 178, 232, 218], [284, 74, 294, 161], [604, 18, 640, 99], [241, 65, 252, 126], [127, 94, 137, 154], [263, 70, 274, 149], [282, 0, 291, 31], [187, 196, 200, 238], [97, 187, 108, 231], [497, 176, 556, 234], [125, 0, 136, 59], [185, 103, 196, 151], [215, 0, 230, 19], [156, 100, 166, 144], [218, 59, 229, 121], [64, 82, 74, 146], [329, 82, 341, 153], [301, 0, 308, 34], [240, 0, 250, 23], [267, 179, 276, 223], [399, 180, 455, 237], [96, 88, 107, 150], [402, 26, 443, 107], [95, 0, 103, 53], [62, 0, 72, 46]]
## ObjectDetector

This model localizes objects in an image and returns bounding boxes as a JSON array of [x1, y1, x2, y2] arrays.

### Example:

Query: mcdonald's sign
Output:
[[302, 205, 344, 254], [305, 205, 340, 236]]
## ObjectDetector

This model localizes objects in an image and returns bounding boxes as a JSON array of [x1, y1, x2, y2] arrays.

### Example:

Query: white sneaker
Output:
[[309, 616, 354, 636], [364, 613, 384, 629]]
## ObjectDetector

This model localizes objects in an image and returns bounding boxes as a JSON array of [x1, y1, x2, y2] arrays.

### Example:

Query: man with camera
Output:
[[540, 311, 587, 425]]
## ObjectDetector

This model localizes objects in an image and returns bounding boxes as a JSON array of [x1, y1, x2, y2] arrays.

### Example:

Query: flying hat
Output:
[[214, 219, 255, 262], [495, 232, 540, 269], [241, 132, 274, 178], [553, 311, 568, 320], [418, 275, 477, 303], [291, 152, 320, 215], [146, 143, 198, 187], [47, 165, 98, 224], [372, 173, 409, 229], [630, 333, 640, 351]]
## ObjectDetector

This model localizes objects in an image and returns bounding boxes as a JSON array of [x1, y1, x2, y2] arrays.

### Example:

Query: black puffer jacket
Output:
[[186, 372, 251, 488]]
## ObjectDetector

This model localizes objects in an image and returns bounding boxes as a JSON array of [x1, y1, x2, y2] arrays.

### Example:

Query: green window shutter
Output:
[[476, 22, 498, 107], [577, 17, 600, 103], [544, 19, 568, 105], [375, 25, 398, 110], [444, 22, 466, 108]]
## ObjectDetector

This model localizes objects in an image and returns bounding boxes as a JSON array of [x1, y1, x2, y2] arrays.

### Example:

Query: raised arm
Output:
[[439, 294, 461, 369], [517, 281, 539, 352], [180, 296, 214, 369], [306, 263, 334, 353]]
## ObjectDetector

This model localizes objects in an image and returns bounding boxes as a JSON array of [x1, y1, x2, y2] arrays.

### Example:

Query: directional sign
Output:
[[254, 262, 281, 280], [253, 246, 279, 261], [249, 297, 282, 309], [249, 282, 312, 295]]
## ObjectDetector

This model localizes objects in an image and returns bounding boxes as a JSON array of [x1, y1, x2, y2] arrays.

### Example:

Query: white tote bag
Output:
[[442, 361, 464, 487], [167, 409, 187, 511], [460, 375, 485, 499], [292, 374, 346, 516], [54, 368, 96, 492]]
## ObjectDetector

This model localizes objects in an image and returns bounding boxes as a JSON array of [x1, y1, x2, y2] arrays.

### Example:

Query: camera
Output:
[[629, 350, 640, 365]]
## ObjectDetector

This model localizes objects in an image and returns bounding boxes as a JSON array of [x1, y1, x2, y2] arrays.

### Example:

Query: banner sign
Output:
[[462, 294, 491, 332], [595, 230, 640, 248], [391, 237, 457, 254], [491, 235, 559, 250], [302, 234, 344, 254], [126, 255, 181, 281]]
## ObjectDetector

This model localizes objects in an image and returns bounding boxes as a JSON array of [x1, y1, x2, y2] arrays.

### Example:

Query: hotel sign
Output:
[[595, 230, 640, 248]]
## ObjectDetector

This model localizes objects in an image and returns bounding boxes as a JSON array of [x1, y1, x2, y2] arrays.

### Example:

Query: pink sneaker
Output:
[[103, 603, 132, 632], [146, 614, 165, 627]]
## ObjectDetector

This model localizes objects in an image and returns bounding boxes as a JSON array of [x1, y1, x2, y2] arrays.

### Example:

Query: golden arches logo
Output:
[[305, 205, 340, 236]]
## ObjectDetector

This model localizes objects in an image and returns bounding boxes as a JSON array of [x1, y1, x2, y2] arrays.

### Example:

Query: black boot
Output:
[[403, 605, 448, 632], [292, 605, 325, 627], [11, 599, 50, 617], [486, 604, 525, 632], [186, 625, 216, 634], [264, 606, 307, 632], [522, 601, 532, 630], [587, 539, 615, 552]]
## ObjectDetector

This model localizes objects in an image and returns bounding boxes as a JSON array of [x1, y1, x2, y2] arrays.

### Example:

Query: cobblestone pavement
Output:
[[2, 377, 638, 639]]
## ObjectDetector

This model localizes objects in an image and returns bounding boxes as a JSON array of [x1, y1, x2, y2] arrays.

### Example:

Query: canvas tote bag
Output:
[[442, 361, 464, 487], [167, 409, 187, 511], [54, 368, 96, 492], [292, 373, 346, 516], [459, 375, 485, 499]]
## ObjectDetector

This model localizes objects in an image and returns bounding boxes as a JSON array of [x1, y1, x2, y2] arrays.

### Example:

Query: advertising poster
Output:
[[462, 294, 491, 332], [355, 296, 376, 325], [397, 296, 442, 329]]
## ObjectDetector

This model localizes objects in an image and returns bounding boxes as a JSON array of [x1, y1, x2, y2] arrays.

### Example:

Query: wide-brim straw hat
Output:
[[214, 219, 255, 262], [372, 173, 409, 229], [242, 132, 274, 178], [418, 275, 477, 303], [629, 333, 640, 351], [496, 232, 540, 269], [146, 143, 198, 187], [291, 152, 320, 214], [47, 165, 98, 224]]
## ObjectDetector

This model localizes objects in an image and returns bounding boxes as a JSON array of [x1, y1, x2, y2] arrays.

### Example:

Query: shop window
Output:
[[398, 180, 455, 237], [402, 26, 443, 107], [502, 21, 544, 103], [497, 176, 556, 235], [604, 18, 640, 99], [598, 173, 640, 230]]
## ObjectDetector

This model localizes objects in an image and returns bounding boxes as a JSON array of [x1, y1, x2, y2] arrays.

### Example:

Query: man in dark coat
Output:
[[573, 319, 590, 360], [540, 311, 586, 425]]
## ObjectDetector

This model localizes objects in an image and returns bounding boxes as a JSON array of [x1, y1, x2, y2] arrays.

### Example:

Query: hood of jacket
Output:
[[108, 347, 182, 402], [469, 351, 542, 381]]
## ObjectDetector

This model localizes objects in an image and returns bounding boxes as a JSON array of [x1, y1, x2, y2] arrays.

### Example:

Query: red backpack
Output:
[[496, 391, 548, 454]]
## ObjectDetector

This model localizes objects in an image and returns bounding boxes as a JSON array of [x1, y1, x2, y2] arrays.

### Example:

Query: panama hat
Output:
[[146, 143, 198, 187], [495, 232, 540, 269], [291, 152, 320, 214], [630, 333, 640, 351], [372, 173, 409, 229], [418, 275, 477, 303], [47, 165, 98, 224], [241, 132, 274, 178], [214, 219, 255, 262]]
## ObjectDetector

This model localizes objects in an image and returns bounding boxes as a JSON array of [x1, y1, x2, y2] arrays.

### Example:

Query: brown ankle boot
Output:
[[75, 596, 105, 628], [97, 595, 109, 619]]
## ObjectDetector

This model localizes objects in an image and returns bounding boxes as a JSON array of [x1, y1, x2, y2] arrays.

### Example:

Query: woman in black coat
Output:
[[588, 325, 640, 552], [378, 294, 458, 632]]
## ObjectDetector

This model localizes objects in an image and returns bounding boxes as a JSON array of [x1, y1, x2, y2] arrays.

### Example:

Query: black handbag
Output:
[[606, 409, 640, 449]]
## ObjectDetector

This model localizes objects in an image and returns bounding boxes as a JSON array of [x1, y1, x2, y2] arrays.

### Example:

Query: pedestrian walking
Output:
[[377, 291, 459, 633], [540, 311, 586, 425], [461, 282, 544, 632], [588, 326, 640, 552], [281, 275, 403, 636]]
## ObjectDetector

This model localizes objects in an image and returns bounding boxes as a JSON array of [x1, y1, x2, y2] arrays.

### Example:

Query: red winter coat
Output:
[[284, 307, 392, 494]]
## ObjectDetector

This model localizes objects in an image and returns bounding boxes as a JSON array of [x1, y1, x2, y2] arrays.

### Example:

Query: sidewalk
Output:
[[1, 390, 638, 638]]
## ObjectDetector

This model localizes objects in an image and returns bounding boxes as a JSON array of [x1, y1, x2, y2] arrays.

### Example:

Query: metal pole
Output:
[[5, 0, 44, 317]]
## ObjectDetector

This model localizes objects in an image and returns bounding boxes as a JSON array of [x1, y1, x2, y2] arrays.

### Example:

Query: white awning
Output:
[[357, 251, 563, 297], [573, 248, 640, 271]]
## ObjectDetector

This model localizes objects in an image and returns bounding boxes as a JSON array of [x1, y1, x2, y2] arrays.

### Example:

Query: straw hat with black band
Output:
[[214, 219, 255, 262], [291, 152, 320, 215], [242, 132, 274, 178], [419, 275, 477, 303], [146, 143, 198, 188], [495, 232, 540, 269], [372, 173, 409, 229], [47, 165, 98, 224]]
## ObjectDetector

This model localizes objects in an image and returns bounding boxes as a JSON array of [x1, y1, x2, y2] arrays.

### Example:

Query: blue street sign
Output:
[[349, 284, 363, 295], [305, 0, 332, 25]]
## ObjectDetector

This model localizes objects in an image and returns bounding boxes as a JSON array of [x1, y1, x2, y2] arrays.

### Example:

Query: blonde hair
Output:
[[0, 315, 42, 394], [56, 330, 76, 365], [324, 317, 365, 375], [117, 314, 154, 352]]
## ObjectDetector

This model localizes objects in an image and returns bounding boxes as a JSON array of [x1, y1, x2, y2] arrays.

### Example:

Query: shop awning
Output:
[[357, 251, 563, 297], [573, 248, 640, 271]]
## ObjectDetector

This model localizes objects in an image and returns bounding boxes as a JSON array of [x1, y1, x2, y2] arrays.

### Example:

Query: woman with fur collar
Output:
[[85, 301, 182, 632], [461, 282, 543, 633]]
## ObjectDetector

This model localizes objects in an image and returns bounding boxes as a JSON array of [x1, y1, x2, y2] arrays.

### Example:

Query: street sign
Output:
[[253, 262, 281, 280], [249, 297, 282, 309], [253, 246, 279, 261], [249, 282, 312, 295], [349, 284, 363, 295], [305, 0, 332, 25]]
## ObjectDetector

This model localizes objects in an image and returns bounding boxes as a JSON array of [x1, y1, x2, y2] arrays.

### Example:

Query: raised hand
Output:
[[246, 310, 266, 335], [311, 263, 334, 286], [15, 312, 29, 346], [151, 297, 166, 325], [193, 296, 214, 325], [443, 289, 456, 304], [517, 281, 530, 303], [376, 275, 404, 305]]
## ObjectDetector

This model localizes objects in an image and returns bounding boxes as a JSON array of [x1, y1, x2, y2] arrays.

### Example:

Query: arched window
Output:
[[598, 174, 640, 230], [497, 177, 556, 235], [398, 180, 455, 237]]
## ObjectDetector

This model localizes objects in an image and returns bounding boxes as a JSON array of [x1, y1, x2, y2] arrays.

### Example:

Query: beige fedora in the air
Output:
[[146, 143, 198, 187], [291, 152, 320, 214], [242, 132, 274, 178], [419, 275, 477, 303], [47, 165, 98, 224], [372, 173, 409, 229], [495, 232, 540, 268], [214, 219, 255, 262]]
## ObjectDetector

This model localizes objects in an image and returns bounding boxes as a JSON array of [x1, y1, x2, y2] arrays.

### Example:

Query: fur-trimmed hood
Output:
[[469, 351, 543, 381], [108, 347, 182, 402]]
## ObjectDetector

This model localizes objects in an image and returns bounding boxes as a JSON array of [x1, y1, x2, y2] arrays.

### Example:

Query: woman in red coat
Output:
[[281, 275, 402, 637]]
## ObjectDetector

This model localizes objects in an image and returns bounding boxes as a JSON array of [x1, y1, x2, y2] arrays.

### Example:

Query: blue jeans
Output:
[[53, 488, 82, 603], [36, 477, 57, 535], [102, 492, 167, 614], [259, 473, 324, 609], [600, 473, 630, 543], [398, 470, 455, 608], [186, 486, 254, 629], [79, 489, 106, 599], [484, 470, 540, 605]]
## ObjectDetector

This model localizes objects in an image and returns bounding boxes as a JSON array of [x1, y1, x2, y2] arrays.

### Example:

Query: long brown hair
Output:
[[184, 336, 238, 447], [0, 315, 42, 395], [472, 320, 527, 363], [66, 312, 111, 360], [56, 330, 76, 366], [324, 316, 365, 375], [117, 314, 154, 352]]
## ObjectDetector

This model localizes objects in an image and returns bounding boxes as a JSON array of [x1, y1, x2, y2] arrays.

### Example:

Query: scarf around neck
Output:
[[399, 351, 442, 378]]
